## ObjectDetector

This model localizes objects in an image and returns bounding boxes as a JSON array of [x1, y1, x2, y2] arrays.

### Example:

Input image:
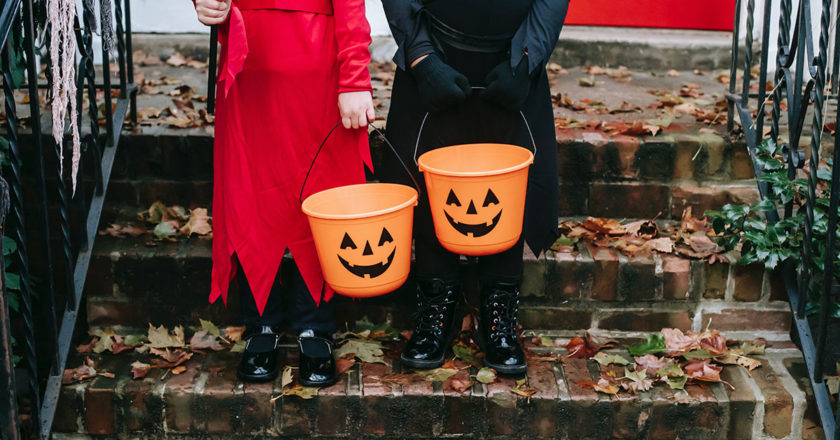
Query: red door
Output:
[[565, 0, 737, 31]]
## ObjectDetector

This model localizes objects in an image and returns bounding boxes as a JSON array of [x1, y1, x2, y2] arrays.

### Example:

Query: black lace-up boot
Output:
[[479, 281, 526, 375], [401, 278, 460, 369]]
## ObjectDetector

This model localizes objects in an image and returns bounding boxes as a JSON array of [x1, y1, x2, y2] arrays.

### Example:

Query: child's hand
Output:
[[338, 91, 375, 129], [194, 0, 232, 26]]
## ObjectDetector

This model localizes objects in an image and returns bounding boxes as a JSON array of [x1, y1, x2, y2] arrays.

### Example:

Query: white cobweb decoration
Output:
[[48, 0, 80, 193]]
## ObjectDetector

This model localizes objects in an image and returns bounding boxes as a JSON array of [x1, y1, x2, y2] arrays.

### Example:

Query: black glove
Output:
[[481, 55, 534, 111], [410, 53, 471, 113]]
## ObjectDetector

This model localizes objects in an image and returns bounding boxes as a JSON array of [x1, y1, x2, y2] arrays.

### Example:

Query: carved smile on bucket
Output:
[[442, 188, 503, 238], [337, 228, 396, 279]]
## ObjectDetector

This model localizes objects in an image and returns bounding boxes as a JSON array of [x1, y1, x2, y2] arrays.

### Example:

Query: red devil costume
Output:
[[205, 0, 372, 383]]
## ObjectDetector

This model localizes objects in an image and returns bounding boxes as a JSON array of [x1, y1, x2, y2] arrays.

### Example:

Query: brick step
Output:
[[53, 347, 823, 439], [86, 230, 792, 339]]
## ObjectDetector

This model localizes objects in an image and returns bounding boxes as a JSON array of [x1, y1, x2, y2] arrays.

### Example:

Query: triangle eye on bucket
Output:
[[340, 232, 357, 250], [446, 189, 462, 207], [483, 189, 500, 207]]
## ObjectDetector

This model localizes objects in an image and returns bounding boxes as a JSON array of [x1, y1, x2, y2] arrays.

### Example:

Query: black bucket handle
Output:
[[299, 123, 422, 204], [412, 86, 538, 166]]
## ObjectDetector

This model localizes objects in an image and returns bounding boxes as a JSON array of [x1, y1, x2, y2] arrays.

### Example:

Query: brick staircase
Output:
[[51, 61, 829, 439]]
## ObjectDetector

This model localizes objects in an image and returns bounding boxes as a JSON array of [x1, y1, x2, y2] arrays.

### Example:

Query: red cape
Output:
[[209, 1, 373, 314]]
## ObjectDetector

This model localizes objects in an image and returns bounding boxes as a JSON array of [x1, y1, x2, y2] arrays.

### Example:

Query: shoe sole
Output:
[[400, 352, 446, 370], [237, 370, 279, 383]]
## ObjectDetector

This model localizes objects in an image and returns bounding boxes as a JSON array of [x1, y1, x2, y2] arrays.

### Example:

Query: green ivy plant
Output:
[[704, 139, 840, 316]]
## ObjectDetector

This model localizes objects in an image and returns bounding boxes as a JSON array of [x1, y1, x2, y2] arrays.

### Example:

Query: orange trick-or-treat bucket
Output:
[[418, 143, 534, 256], [302, 183, 418, 298]]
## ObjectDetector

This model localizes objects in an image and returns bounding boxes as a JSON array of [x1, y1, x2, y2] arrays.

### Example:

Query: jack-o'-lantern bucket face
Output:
[[337, 228, 396, 279], [302, 183, 418, 298], [418, 144, 533, 256], [443, 188, 502, 238]]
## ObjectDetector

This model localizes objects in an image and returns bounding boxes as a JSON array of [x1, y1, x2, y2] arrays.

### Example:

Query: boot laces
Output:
[[486, 290, 519, 342], [414, 294, 455, 337]]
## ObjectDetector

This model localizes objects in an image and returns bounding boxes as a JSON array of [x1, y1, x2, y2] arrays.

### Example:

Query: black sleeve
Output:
[[381, 0, 436, 71], [510, 0, 570, 74]]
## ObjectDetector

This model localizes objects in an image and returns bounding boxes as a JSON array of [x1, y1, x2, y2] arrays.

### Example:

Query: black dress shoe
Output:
[[298, 329, 338, 387], [479, 282, 526, 375], [238, 326, 280, 383], [401, 279, 460, 369]]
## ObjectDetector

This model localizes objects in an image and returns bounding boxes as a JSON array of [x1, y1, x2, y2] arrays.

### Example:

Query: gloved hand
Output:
[[481, 55, 534, 111], [410, 53, 471, 113]]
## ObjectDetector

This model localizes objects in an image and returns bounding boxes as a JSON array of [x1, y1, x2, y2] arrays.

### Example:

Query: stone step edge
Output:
[[53, 349, 818, 439]]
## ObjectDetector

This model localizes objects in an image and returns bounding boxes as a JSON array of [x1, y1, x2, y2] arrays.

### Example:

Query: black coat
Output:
[[377, 0, 569, 256]]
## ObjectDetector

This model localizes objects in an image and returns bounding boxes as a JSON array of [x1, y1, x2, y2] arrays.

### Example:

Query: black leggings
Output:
[[414, 233, 525, 284], [237, 259, 335, 333]]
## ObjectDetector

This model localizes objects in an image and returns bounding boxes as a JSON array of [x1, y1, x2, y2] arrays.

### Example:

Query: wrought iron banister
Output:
[[0, 0, 136, 438]]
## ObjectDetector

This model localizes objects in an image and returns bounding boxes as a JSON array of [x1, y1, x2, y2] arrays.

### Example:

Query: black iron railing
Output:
[[728, 0, 840, 437], [0, 0, 136, 438]]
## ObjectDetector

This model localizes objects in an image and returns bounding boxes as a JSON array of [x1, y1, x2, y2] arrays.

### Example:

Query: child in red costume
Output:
[[194, 0, 374, 385]]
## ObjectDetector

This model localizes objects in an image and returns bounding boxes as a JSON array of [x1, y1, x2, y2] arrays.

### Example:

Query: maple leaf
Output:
[[76, 338, 98, 354], [415, 367, 458, 383], [448, 377, 474, 393], [147, 324, 185, 348], [150, 348, 193, 368], [581, 217, 625, 235], [333, 339, 386, 364], [593, 376, 620, 395], [511, 382, 538, 401], [626, 333, 667, 356], [130, 361, 152, 379], [698, 330, 728, 355], [634, 354, 671, 376], [656, 363, 685, 378], [199, 319, 220, 336], [591, 352, 630, 366], [475, 367, 497, 384], [566, 336, 598, 359], [621, 368, 654, 393], [645, 237, 674, 253], [166, 52, 187, 67], [335, 358, 355, 375], [661, 328, 700, 355], [666, 375, 688, 390], [189, 330, 224, 351], [681, 350, 714, 360], [91, 328, 116, 353], [62, 357, 97, 384], [224, 326, 246, 343], [281, 366, 294, 388], [741, 338, 766, 355], [684, 359, 734, 389], [282, 384, 319, 399], [180, 208, 213, 236]]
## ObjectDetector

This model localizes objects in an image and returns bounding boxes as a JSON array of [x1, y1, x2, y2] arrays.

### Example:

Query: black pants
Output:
[[237, 260, 335, 333], [415, 232, 525, 284]]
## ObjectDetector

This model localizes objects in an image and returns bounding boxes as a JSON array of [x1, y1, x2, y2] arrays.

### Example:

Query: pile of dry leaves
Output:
[[98, 201, 212, 244], [65, 320, 245, 384], [533, 328, 764, 401], [552, 208, 731, 263]]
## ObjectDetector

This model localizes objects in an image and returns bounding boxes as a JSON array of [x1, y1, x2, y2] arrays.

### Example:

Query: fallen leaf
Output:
[[626, 333, 667, 356], [645, 237, 674, 253], [448, 377, 474, 393], [741, 338, 766, 355], [189, 330, 224, 351], [281, 366, 294, 388], [380, 372, 422, 385], [593, 376, 620, 395], [336, 358, 355, 375], [634, 354, 672, 376], [475, 367, 497, 384], [180, 208, 213, 236], [147, 324, 185, 348], [199, 319, 220, 336], [666, 375, 688, 390], [333, 339, 386, 364], [415, 368, 458, 382], [667, 69, 681, 77], [684, 359, 734, 389], [153, 221, 178, 239], [578, 76, 596, 87], [511, 382, 538, 400], [130, 361, 152, 379], [224, 326, 246, 343], [591, 352, 630, 366], [661, 328, 700, 355], [681, 349, 714, 360], [282, 384, 319, 399], [166, 52, 187, 67], [621, 368, 654, 393], [150, 348, 193, 368], [62, 358, 97, 384]]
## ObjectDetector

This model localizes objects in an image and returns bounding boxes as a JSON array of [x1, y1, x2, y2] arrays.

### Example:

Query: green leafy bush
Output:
[[704, 139, 840, 315]]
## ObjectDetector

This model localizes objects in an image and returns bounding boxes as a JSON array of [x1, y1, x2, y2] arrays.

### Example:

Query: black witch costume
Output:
[[378, 0, 569, 374]]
